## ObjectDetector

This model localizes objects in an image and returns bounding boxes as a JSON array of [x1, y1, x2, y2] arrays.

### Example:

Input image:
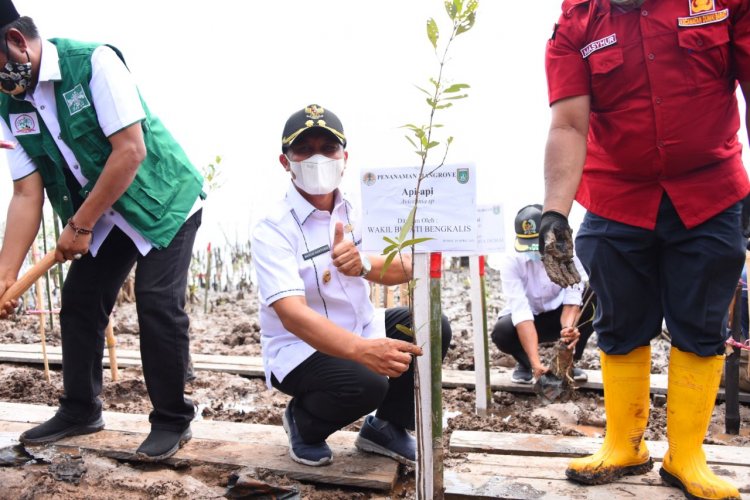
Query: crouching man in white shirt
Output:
[[251, 104, 452, 467]]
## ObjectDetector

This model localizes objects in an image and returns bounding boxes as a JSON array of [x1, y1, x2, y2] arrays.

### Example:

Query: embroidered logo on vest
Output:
[[62, 84, 91, 115], [9, 112, 39, 135]]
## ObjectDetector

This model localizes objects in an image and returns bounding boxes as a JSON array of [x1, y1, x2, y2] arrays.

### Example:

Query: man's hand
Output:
[[532, 362, 549, 380], [0, 278, 19, 318], [331, 221, 363, 277], [561, 325, 580, 350], [355, 337, 423, 378], [538, 211, 581, 287], [55, 221, 92, 262]]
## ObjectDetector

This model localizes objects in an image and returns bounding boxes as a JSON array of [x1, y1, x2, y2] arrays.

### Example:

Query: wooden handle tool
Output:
[[0, 250, 57, 306]]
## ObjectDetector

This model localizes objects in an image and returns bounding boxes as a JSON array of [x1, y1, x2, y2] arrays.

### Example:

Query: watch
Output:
[[359, 254, 372, 278]]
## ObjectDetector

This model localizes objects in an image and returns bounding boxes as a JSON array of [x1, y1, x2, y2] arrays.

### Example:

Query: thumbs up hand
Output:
[[331, 221, 363, 277]]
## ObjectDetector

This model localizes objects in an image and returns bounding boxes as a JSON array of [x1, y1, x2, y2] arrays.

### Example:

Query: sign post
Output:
[[360, 164, 476, 500]]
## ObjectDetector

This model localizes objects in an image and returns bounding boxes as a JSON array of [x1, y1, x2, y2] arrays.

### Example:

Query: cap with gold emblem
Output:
[[514, 204, 543, 252], [281, 104, 346, 152], [0, 0, 19, 28]]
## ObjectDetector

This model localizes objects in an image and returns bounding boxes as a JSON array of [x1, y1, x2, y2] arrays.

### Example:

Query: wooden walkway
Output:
[[445, 431, 750, 499], [0, 401, 398, 491], [1, 343, 748, 402]]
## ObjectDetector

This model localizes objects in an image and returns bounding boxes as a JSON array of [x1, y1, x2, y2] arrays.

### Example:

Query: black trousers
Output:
[[490, 291, 595, 370], [577, 195, 745, 356], [272, 307, 452, 443], [57, 210, 201, 432]]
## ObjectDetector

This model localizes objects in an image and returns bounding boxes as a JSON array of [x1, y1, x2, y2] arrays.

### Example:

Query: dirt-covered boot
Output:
[[566, 345, 653, 484], [659, 347, 740, 500]]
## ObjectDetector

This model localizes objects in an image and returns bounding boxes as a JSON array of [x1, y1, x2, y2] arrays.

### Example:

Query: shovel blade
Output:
[[534, 373, 565, 404]]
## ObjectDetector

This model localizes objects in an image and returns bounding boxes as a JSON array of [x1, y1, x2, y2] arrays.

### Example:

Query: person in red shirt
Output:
[[541, 1, 750, 499]]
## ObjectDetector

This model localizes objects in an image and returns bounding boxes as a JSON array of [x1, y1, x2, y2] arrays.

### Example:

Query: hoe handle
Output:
[[0, 250, 57, 305]]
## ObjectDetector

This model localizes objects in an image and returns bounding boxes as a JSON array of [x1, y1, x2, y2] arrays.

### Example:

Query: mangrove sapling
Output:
[[380, 2, 478, 498]]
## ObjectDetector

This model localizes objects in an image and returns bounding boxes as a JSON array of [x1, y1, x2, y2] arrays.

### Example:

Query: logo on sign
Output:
[[362, 172, 376, 186], [456, 168, 470, 184]]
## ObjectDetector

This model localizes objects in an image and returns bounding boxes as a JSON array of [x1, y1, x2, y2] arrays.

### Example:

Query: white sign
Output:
[[476, 204, 505, 254], [360, 164, 477, 253]]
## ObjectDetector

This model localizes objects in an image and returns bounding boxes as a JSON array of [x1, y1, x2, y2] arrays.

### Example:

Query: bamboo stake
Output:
[[105, 316, 118, 381], [469, 255, 490, 413], [31, 241, 50, 382], [428, 252, 444, 498], [413, 253, 433, 500], [203, 243, 212, 314]]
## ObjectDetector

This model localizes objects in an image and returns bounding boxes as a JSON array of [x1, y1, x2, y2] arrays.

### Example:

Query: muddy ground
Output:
[[0, 266, 748, 499]]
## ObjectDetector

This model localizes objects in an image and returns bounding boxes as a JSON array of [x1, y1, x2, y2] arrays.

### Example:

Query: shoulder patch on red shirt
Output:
[[677, 8, 729, 27]]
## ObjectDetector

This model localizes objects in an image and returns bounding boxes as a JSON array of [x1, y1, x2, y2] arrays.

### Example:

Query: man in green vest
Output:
[[0, 0, 204, 461]]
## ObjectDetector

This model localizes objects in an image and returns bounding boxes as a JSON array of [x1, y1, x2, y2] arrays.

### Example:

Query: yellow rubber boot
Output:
[[659, 347, 740, 500], [566, 345, 653, 484]]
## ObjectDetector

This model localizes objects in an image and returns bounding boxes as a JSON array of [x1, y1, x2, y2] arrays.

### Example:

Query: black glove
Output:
[[742, 194, 750, 238], [538, 210, 581, 288]]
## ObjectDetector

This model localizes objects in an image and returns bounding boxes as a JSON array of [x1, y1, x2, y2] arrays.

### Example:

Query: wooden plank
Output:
[[449, 431, 750, 467], [2, 345, 747, 402], [0, 402, 398, 491], [445, 452, 750, 499], [440, 368, 749, 403], [0, 345, 265, 377]]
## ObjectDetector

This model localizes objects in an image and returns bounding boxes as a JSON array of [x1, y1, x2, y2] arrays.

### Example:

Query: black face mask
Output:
[[0, 48, 31, 98]]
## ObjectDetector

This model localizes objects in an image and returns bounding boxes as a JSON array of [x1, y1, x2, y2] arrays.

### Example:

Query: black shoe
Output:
[[511, 363, 533, 384], [355, 415, 415, 465], [20, 414, 105, 445], [135, 426, 192, 461], [282, 403, 332, 466]]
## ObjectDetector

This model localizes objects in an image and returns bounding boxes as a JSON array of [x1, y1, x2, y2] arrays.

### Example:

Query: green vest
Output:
[[0, 38, 205, 249]]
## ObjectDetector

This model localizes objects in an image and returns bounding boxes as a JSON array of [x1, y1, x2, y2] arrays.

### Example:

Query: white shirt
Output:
[[499, 251, 588, 326], [2, 41, 200, 255], [252, 184, 384, 388]]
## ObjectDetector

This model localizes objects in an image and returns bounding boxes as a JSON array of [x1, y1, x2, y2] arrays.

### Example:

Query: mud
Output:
[[0, 266, 748, 498]]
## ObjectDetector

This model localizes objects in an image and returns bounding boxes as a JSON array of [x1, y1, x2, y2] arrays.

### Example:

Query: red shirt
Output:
[[546, 0, 750, 229]]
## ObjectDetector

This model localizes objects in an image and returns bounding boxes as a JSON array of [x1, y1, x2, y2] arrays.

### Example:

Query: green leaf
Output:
[[444, 0, 457, 19], [443, 83, 470, 93], [426, 140, 440, 149], [447, 136, 454, 145], [426, 97, 436, 107], [395, 324, 415, 338], [398, 205, 418, 242], [454, 0, 464, 15], [456, 11, 476, 35], [380, 250, 398, 278], [414, 85, 432, 96], [426, 18, 439, 49], [435, 103, 453, 109], [383, 236, 398, 245], [404, 135, 417, 149], [444, 94, 468, 100], [382, 243, 398, 254], [401, 237, 433, 247], [429, 77, 439, 88]]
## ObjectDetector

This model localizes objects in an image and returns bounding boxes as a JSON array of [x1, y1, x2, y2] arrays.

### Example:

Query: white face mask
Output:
[[527, 251, 542, 262], [288, 154, 345, 195]]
